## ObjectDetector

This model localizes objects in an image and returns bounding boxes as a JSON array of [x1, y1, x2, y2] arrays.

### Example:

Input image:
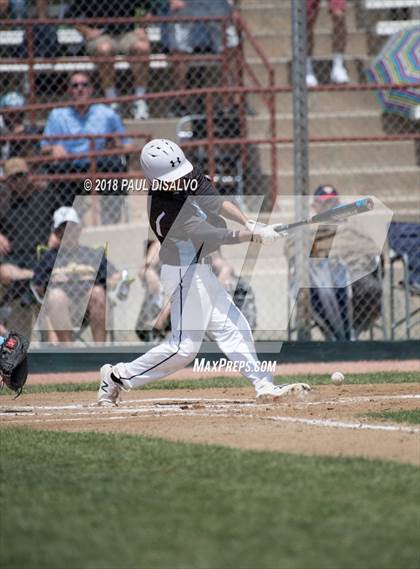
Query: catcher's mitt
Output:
[[0, 332, 29, 396]]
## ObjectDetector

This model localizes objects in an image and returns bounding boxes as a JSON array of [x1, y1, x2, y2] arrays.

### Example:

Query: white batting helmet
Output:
[[140, 139, 193, 182]]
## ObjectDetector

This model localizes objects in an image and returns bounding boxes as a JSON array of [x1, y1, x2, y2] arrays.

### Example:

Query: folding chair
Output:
[[388, 222, 420, 339]]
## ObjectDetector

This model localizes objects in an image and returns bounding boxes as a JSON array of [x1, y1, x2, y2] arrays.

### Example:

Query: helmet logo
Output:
[[170, 157, 182, 168]]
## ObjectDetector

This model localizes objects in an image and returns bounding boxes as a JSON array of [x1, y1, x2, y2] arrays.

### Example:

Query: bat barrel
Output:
[[311, 197, 374, 224], [272, 198, 374, 233]]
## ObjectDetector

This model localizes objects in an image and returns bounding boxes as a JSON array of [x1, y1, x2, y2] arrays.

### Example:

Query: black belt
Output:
[[163, 256, 212, 267]]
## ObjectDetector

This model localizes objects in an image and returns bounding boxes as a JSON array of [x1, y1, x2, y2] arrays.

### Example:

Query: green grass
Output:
[[1, 371, 418, 396], [364, 408, 420, 425], [1, 429, 419, 569]]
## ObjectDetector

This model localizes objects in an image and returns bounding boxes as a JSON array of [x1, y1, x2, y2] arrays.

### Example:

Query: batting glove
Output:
[[245, 219, 264, 233], [259, 225, 281, 245], [246, 220, 281, 245]]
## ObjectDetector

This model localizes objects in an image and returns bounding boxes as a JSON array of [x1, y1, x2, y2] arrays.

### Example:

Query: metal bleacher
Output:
[[0, 25, 167, 75], [363, 0, 420, 39]]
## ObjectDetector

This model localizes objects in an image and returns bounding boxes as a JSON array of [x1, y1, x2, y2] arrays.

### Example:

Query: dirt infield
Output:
[[1, 382, 419, 466]]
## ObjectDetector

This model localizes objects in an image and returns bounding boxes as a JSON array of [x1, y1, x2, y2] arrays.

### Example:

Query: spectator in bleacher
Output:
[[41, 72, 133, 221], [0, 157, 54, 335], [67, 0, 162, 120], [0, 0, 60, 58], [309, 185, 382, 338], [0, 158, 53, 267], [0, 92, 42, 170], [306, 0, 350, 87], [32, 206, 120, 343], [0, 259, 34, 336], [161, 0, 240, 117], [0, 0, 26, 19]]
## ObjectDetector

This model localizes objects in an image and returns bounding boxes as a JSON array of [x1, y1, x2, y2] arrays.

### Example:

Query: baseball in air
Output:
[[331, 371, 345, 386]]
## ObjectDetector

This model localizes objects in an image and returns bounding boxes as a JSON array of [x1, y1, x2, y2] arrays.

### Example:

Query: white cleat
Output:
[[255, 381, 311, 402], [97, 364, 122, 407]]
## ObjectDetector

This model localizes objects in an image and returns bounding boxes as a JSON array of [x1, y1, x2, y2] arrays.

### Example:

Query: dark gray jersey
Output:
[[148, 167, 241, 265]]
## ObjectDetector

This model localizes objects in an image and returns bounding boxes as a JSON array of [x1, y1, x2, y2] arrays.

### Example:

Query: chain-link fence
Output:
[[0, 0, 419, 345]]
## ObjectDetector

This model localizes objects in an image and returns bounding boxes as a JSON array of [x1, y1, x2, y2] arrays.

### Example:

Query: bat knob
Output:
[[356, 197, 374, 211]]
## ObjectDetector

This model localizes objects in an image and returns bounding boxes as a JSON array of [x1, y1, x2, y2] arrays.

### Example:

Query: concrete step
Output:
[[248, 90, 380, 114], [127, 118, 178, 140], [257, 140, 418, 171], [244, 29, 368, 59], [245, 56, 369, 86], [239, 3, 358, 32], [127, 107, 384, 142], [248, 111, 385, 138]]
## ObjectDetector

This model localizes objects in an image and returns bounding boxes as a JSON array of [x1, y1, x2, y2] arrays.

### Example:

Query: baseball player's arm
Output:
[[182, 217, 268, 247], [219, 200, 248, 226], [183, 217, 248, 245], [219, 200, 279, 244]]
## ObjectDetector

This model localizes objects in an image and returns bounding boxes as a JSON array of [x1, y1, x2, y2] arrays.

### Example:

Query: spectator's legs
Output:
[[330, 0, 349, 83], [167, 23, 193, 117], [45, 288, 73, 342], [9, 0, 27, 19], [4, 300, 33, 337], [173, 52, 189, 92], [336, 286, 352, 340], [332, 12, 346, 54], [87, 36, 118, 104], [121, 31, 150, 120], [306, 0, 320, 87], [88, 285, 107, 342]]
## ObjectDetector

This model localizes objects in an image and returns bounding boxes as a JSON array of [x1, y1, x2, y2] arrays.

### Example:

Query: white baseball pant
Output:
[[113, 263, 273, 388]]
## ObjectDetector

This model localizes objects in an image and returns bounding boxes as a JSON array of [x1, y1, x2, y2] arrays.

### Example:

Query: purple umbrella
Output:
[[367, 26, 420, 118]]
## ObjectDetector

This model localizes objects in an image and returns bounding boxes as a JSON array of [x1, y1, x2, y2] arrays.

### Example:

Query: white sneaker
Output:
[[331, 62, 349, 84], [306, 71, 318, 88], [132, 99, 149, 120], [255, 380, 311, 402], [97, 364, 122, 406]]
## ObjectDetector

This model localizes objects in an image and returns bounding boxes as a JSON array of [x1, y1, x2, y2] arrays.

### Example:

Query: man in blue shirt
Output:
[[41, 72, 133, 222], [41, 72, 132, 165]]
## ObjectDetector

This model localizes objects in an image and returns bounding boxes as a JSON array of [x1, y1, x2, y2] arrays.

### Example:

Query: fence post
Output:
[[291, 0, 311, 340], [205, 92, 215, 183]]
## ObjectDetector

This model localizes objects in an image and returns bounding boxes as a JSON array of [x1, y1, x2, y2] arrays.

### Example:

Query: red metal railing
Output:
[[0, 12, 277, 200], [1, 84, 418, 210], [0, 132, 151, 224], [1, 11, 418, 214]]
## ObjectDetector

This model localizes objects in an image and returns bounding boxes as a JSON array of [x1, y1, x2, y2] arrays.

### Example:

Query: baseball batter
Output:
[[98, 139, 310, 405]]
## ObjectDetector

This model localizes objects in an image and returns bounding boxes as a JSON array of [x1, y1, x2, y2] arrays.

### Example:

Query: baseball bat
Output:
[[273, 197, 374, 233]]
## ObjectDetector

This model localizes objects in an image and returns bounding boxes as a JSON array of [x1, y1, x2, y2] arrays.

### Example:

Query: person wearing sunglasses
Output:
[[40, 72, 134, 221], [67, 0, 162, 120]]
